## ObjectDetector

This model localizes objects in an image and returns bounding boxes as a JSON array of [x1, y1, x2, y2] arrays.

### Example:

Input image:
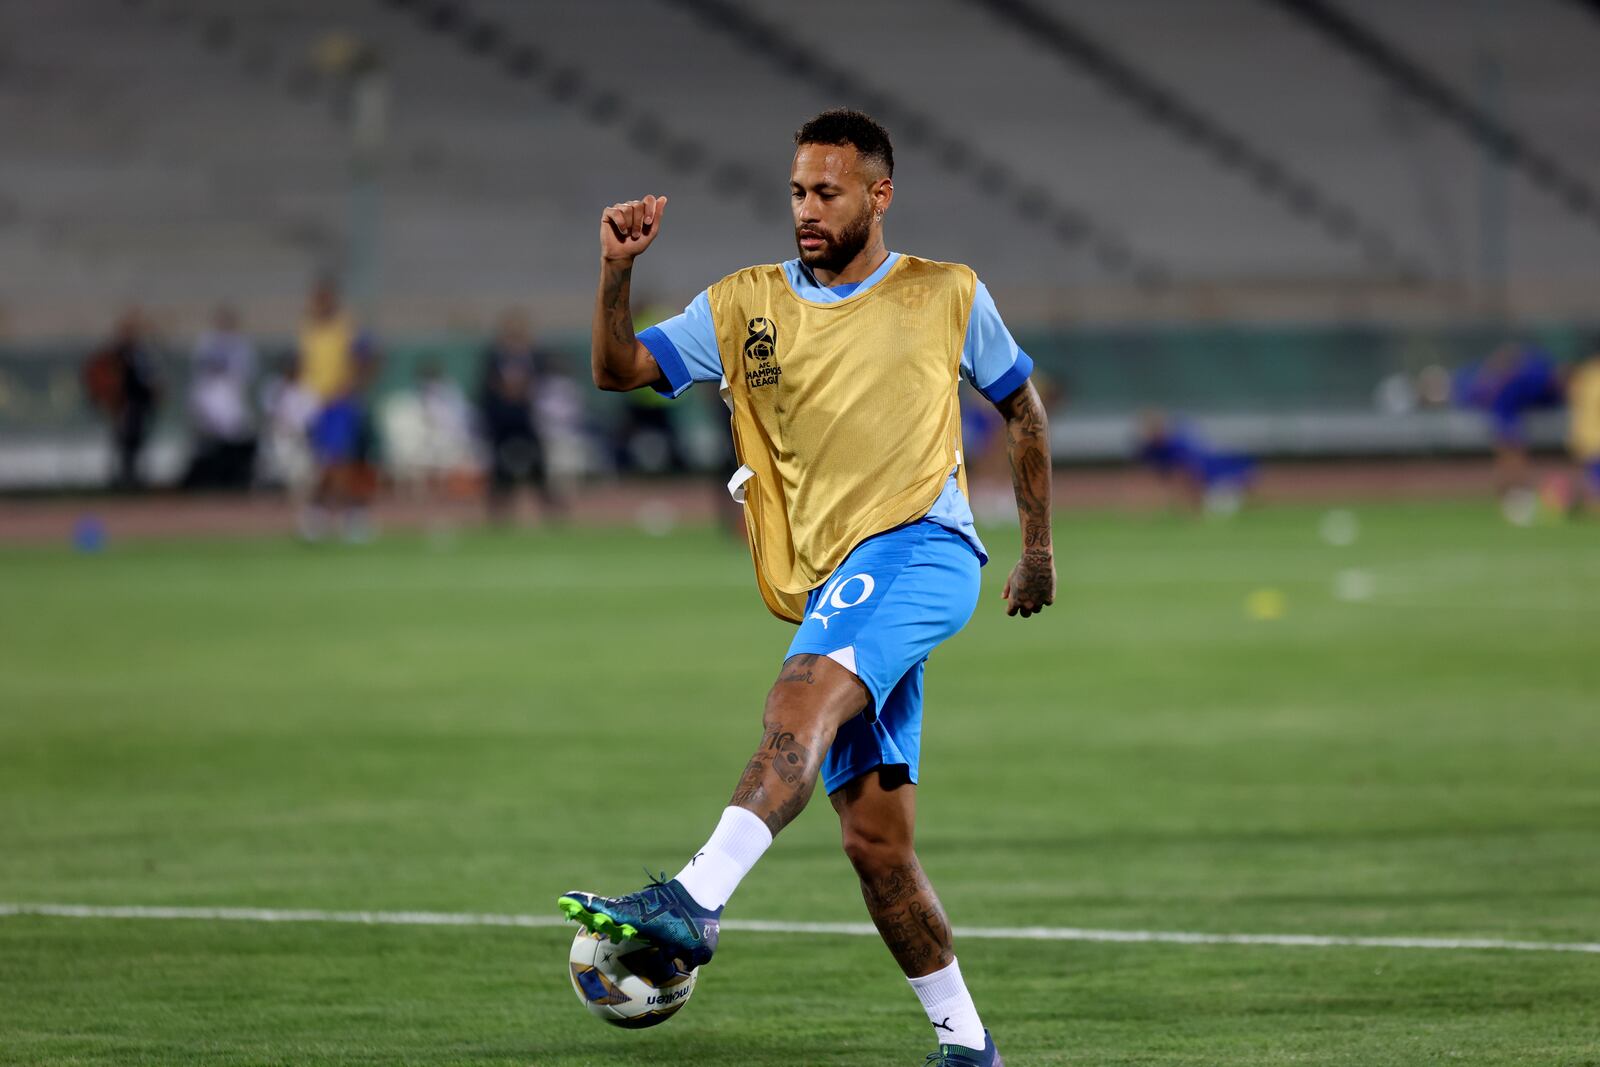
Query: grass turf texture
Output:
[[2, 502, 1597, 1065]]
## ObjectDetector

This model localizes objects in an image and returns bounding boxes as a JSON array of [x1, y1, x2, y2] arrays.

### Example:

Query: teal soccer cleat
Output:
[[557, 875, 722, 970], [924, 1029, 1004, 1066]]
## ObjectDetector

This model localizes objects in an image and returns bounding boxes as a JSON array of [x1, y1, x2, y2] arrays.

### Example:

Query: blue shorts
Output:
[[785, 521, 982, 795], [1585, 461, 1600, 495], [309, 399, 363, 465]]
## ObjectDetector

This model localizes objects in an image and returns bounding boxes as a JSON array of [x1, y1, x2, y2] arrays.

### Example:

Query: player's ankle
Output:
[[673, 806, 772, 911]]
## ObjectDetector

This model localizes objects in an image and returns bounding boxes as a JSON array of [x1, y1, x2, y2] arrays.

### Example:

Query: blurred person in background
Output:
[[259, 355, 319, 511], [1568, 339, 1600, 514], [478, 311, 563, 523], [1453, 342, 1564, 499], [295, 279, 379, 542], [530, 354, 587, 511], [383, 357, 478, 496], [81, 308, 161, 491], [180, 305, 257, 491], [1134, 410, 1257, 516]]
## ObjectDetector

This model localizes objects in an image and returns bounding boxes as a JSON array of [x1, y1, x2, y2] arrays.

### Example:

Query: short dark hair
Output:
[[794, 108, 894, 178]]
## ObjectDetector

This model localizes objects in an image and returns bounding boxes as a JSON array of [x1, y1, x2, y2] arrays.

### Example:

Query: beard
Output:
[[795, 200, 874, 273]]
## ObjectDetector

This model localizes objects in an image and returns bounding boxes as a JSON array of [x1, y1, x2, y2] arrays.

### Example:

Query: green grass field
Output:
[[3, 502, 1598, 1066]]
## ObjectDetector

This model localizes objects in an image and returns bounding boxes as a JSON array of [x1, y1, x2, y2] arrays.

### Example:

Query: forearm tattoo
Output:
[[1003, 382, 1053, 552], [600, 262, 634, 352]]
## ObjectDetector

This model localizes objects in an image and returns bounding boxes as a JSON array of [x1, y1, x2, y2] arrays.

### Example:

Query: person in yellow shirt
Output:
[[1569, 341, 1600, 512], [559, 110, 1053, 1066], [295, 280, 378, 541]]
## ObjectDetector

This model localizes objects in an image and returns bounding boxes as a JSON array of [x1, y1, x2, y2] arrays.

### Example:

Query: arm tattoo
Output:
[[602, 262, 634, 349], [999, 381, 1052, 551], [591, 259, 645, 388], [996, 381, 1055, 611]]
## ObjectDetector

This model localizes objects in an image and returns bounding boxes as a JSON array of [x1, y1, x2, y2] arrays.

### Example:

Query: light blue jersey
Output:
[[638, 253, 1033, 564]]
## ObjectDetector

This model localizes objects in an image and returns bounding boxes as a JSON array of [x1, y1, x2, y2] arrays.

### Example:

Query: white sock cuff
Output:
[[673, 806, 774, 911], [713, 805, 774, 857], [907, 957, 965, 996]]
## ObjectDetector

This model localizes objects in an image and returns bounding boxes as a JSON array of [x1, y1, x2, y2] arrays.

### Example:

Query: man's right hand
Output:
[[600, 195, 668, 262]]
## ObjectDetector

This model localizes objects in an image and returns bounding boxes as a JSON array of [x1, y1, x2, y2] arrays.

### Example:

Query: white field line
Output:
[[2, 902, 1596, 955]]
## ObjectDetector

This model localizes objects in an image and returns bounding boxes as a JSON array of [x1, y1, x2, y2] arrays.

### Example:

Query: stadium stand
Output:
[[1268, 0, 1600, 226], [3, 0, 1599, 336], [964, 0, 1427, 281]]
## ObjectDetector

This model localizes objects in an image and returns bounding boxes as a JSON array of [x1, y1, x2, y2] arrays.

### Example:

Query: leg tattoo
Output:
[[725, 654, 865, 837], [859, 859, 955, 977]]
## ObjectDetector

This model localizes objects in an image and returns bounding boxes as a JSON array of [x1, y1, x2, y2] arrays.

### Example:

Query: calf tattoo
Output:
[[763, 728, 809, 786], [727, 653, 860, 837], [859, 859, 955, 976], [729, 755, 768, 807], [729, 714, 821, 835]]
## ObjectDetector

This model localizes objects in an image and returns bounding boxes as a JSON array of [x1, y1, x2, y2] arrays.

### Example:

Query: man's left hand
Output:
[[1002, 550, 1055, 618]]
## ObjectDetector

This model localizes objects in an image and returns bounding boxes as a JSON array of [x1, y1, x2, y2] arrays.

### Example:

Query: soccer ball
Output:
[[567, 928, 698, 1028]]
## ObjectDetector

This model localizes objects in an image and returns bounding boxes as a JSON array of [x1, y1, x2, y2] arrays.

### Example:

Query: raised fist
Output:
[[600, 195, 668, 261]]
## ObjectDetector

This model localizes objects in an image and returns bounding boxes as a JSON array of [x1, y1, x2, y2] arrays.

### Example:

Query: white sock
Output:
[[908, 958, 986, 1050], [672, 806, 772, 911]]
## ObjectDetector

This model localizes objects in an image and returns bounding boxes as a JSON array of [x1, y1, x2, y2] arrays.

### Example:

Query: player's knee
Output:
[[840, 823, 913, 882]]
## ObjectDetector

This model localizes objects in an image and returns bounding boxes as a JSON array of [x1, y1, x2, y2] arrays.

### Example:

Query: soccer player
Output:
[[558, 110, 1052, 1066], [294, 279, 379, 542], [1133, 410, 1257, 515], [1454, 343, 1565, 499]]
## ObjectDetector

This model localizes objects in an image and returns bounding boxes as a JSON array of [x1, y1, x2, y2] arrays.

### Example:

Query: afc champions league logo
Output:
[[743, 317, 782, 388], [743, 317, 777, 362]]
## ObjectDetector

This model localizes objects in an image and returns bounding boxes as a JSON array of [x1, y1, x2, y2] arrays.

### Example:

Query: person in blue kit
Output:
[[1134, 410, 1257, 514], [1454, 343, 1565, 497], [560, 110, 1054, 1065]]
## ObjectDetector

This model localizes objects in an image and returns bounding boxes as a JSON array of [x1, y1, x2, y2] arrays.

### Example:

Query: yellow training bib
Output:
[[709, 255, 977, 622]]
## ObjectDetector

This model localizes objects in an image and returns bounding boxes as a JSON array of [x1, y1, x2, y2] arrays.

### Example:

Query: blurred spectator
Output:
[[295, 279, 379, 542], [531, 354, 587, 513], [259, 355, 318, 507], [1134, 410, 1257, 515], [1568, 339, 1600, 514], [478, 312, 564, 523], [81, 308, 161, 490], [180, 306, 258, 491], [1453, 343, 1564, 496], [617, 387, 690, 475], [616, 298, 689, 475], [383, 357, 478, 496]]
